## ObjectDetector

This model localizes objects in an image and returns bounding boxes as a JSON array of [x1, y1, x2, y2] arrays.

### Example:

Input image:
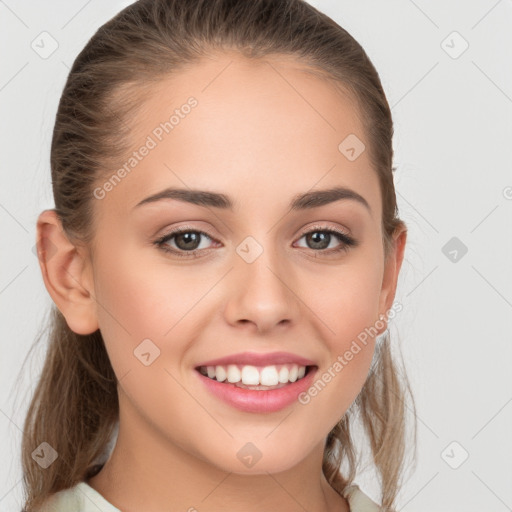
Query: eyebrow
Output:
[[133, 186, 371, 213]]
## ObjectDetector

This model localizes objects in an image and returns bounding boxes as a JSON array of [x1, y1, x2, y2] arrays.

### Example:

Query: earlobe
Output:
[[377, 225, 407, 331], [36, 209, 99, 335]]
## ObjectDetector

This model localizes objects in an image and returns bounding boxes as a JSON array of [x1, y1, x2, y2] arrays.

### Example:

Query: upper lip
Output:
[[195, 351, 317, 368]]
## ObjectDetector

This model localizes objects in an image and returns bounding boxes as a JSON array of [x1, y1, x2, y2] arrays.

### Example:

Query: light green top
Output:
[[41, 481, 380, 511]]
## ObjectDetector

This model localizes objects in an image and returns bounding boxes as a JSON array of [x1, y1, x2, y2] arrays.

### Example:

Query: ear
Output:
[[377, 224, 407, 332], [35, 209, 99, 335]]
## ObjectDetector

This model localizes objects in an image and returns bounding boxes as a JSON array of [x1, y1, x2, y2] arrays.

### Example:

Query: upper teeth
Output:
[[199, 364, 307, 386]]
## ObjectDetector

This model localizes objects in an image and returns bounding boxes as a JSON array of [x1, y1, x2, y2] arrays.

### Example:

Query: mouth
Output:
[[194, 362, 319, 413], [195, 363, 317, 391]]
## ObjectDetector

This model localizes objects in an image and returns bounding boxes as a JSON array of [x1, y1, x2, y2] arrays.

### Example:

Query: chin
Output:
[[203, 442, 310, 476]]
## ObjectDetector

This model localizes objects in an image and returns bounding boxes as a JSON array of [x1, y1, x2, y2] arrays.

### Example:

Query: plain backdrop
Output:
[[1, 1, 511, 511]]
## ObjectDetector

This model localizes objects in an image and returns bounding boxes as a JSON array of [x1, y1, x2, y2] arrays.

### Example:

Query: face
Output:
[[50, 51, 402, 475]]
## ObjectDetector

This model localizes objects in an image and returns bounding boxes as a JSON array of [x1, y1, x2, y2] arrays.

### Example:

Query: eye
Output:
[[154, 226, 220, 258], [154, 224, 358, 259], [294, 225, 357, 255]]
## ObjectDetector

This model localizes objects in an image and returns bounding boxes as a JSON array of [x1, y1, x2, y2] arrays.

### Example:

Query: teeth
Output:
[[241, 365, 260, 385], [227, 364, 241, 383], [199, 363, 309, 385], [260, 366, 279, 386], [278, 366, 289, 383], [215, 365, 227, 382]]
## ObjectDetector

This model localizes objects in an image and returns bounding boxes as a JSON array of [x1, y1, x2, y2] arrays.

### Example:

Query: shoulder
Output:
[[40, 482, 121, 512], [341, 484, 381, 512]]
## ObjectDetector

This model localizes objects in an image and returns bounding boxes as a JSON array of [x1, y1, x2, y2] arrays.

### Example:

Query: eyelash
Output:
[[153, 224, 358, 259]]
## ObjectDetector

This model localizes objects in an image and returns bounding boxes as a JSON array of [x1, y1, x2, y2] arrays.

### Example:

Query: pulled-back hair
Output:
[[20, 1, 416, 510]]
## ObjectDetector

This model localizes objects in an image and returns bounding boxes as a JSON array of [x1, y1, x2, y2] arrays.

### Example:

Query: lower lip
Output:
[[194, 366, 318, 413]]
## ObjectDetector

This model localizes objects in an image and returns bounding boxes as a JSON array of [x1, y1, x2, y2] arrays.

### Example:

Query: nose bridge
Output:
[[224, 232, 299, 332]]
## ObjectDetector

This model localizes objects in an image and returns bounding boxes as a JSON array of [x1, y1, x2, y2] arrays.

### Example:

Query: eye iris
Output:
[[307, 232, 330, 250], [176, 232, 201, 250]]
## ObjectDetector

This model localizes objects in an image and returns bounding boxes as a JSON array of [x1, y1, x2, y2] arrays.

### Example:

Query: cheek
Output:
[[310, 254, 384, 350], [302, 254, 383, 413], [92, 248, 175, 371]]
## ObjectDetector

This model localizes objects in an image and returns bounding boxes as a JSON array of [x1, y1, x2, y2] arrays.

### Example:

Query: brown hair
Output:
[[19, 0, 416, 510]]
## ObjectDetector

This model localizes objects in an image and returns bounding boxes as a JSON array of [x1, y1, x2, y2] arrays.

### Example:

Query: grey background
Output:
[[1, 1, 511, 510]]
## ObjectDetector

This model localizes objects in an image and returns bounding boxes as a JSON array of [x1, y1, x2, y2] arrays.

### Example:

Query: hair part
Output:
[[20, 0, 416, 510]]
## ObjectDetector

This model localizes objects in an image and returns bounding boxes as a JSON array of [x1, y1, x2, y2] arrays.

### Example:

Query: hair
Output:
[[19, 0, 416, 510]]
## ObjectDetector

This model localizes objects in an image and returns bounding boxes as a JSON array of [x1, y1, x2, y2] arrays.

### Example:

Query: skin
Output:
[[37, 50, 406, 512]]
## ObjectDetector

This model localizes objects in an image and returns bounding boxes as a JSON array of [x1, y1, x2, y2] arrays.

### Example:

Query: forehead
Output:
[[97, 50, 381, 221]]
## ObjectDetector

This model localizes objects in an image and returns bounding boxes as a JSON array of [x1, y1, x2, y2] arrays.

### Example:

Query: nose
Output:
[[223, 242, 301, 334]]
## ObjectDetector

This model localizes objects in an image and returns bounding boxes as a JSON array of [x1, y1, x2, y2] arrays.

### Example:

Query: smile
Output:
[[195, 364, 318, 413]]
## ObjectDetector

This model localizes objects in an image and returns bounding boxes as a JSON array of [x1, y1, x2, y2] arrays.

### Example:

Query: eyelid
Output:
[[156, 223, 219, 241], [299, 222, 352, 238]]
